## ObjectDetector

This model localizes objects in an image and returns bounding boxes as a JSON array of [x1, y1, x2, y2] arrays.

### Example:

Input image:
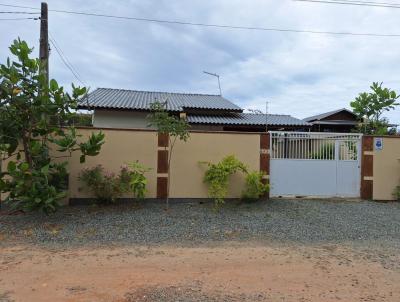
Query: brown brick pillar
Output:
[[157, 133, 169, 198], [361, 136, 373, 200], [260, 133, 270, 198]]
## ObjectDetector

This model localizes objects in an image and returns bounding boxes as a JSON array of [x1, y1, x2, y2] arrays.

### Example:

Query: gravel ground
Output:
[[1, 199, 399, 250], [125, 282, 266, 302]]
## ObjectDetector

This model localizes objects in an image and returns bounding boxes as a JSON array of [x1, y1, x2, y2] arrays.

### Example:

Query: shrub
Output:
[[200, 155, 247, 207], [79, 162, 150, 203], [242, 171, 269, 201], [0, 39, 105, 214], [393, 186, 400, 201], [124, 162, 151, 200]]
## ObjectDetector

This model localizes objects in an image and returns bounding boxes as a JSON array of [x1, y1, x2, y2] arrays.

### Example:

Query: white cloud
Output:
[[0, 0, 399, 123]]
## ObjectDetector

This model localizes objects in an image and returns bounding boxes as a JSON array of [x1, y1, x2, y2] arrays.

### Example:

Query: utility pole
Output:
[[39, 2, 49, 87], [265, 101, 269, 133]]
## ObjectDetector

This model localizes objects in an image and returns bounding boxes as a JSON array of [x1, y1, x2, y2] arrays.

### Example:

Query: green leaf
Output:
[[49, 79, 59, 91], [19, 162, 29, 172], [7, 161, 16, 173], [41, 164, 50, 175]]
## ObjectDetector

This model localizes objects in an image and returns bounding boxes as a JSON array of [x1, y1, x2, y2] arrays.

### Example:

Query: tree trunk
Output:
[[21, 134, 33, 169]]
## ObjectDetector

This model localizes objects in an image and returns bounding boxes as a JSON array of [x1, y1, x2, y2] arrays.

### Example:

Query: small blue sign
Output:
[[375, 138, 383, 151]]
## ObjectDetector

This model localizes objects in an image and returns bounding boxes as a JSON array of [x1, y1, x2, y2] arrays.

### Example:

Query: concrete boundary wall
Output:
[[361, 135, 400, 201], [3, 127, 400, 203], [69, 128, 268, 202]]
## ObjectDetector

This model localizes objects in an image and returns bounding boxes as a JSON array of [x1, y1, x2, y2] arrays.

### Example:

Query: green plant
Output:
[[393, 186, 400, 201], [200, 155, 248, 207], [350, 82, 399, 134], [125, 162, 151, 200], [0, 39, 104, 214], [79, 162, 150, 203], [3, 161, 67, 214], [310, 143, 335, 160], [147, 101, 190, 208], [242, 171, 269, 201], [79, 165, 123, 203]]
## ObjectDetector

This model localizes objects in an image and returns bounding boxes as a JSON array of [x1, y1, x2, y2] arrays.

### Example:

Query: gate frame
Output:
[[268, 131, 363, 198]]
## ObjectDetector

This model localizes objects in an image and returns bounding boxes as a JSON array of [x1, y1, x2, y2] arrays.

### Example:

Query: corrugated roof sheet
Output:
[[303, 108, 357, 122], [187, 113, 311, 126], [80, 88, 242, 112]]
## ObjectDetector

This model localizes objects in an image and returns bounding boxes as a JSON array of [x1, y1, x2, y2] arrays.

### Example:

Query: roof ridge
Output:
[[242, 113, 291, 116], [96, 87, 221, 97]]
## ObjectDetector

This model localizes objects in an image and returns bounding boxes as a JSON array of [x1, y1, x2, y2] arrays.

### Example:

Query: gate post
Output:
[[361, 136, 374, 200], [260, 133, 270, 198]]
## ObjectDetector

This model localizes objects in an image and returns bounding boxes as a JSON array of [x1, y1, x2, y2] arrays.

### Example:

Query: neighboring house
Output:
[[303, 108, 359, 133], [79, 88, 310, 132]]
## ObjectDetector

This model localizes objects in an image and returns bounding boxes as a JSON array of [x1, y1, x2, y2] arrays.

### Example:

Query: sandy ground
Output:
[[1, 244, 399, 302]]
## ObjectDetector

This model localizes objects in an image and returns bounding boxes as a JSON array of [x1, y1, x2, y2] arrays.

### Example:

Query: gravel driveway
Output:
[[1, 199, 399, 250]]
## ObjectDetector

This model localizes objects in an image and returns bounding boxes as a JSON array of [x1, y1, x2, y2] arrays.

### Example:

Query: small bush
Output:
[[79, 162, 150, 203], [124, 162, 151, 200], [200, 155, 248, 207], [393, 186, 400, 201], [242, 171, 269, 201]]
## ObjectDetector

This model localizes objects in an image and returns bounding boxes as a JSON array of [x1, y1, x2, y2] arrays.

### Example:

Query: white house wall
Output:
[[93, 110, 152, 129]]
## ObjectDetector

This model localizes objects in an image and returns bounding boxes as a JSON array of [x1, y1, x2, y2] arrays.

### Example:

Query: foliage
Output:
[[310, 143, 335, 160], [242, 171, 269, 201], [147, 100, 190, 208], [0, 39, 105, 213], [79, 165, 123, 203], [2, 161, 67, 214], [79, 162, 150, 203], [61, 113, 93, 127], [125, 161, 151, 200], [350, 82, 399, 134], [393, 186, 400, 201], [200, 155, 248, 207], [354, 118, 397, 135], [147, 101, 190, 141]]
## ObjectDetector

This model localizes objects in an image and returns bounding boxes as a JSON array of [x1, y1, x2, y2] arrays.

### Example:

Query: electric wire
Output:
[[0, 3, 399, 37], [294, 0, 400, 8], [49, 36, 86, 86]]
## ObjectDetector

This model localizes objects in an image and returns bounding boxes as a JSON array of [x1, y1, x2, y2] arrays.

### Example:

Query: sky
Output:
[[1, 0, 400, 123]]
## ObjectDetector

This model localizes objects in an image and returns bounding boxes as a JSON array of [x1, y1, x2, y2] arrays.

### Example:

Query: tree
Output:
[[147, 101, 190, 208], [0, 39, 105, 214], [350, 82, 399, 134]]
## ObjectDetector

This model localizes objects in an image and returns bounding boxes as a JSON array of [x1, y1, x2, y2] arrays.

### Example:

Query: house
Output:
[[79, 88, 310, 132], [303, 108, 359, 133]]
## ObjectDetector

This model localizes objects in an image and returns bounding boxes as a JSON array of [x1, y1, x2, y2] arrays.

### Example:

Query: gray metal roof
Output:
[[187, 113, 311, 127], [303, 108, 357, 122], [80, 88, 242, 112], [312, 120, 359, 125]]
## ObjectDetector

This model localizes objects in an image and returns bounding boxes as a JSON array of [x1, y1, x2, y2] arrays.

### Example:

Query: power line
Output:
[[0, 4, 39, 9], [1, 2, 400, 37], [294, 0, 400, 8], [0, 11, 40, 14], [340, 0, 400, 4], [0, 17, 38, 20], [49, 32, 85, 83], [49, 36, 86, 86]]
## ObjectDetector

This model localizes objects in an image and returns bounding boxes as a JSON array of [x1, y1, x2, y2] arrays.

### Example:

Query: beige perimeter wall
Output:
[[68, 128, 159, 199], [72, 129, 260, 200], [169, 132, 260, 198], [1, 128, 261, 203], [373, 137, 400, 200]]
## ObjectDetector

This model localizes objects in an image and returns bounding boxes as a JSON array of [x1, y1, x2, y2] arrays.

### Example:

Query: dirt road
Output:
[[1, 243, 399, 301]]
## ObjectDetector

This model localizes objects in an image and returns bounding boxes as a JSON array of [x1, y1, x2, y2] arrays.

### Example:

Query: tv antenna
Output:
[[203, 71, 222, 95]]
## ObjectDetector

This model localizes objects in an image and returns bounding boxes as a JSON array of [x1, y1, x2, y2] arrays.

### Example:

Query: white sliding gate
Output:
[[269, 131, 362, 198]]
